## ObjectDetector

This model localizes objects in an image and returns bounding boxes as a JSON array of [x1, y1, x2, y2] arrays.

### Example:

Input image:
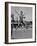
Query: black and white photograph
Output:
[[5, 2, 36, 44], [11, 6, 32, 39]]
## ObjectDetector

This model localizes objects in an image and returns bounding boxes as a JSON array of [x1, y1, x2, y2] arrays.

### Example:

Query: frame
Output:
[[5, 2, 36, 44]]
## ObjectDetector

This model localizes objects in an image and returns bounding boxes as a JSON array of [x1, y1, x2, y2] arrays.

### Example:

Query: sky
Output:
[[11, 6, 32, 21]]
